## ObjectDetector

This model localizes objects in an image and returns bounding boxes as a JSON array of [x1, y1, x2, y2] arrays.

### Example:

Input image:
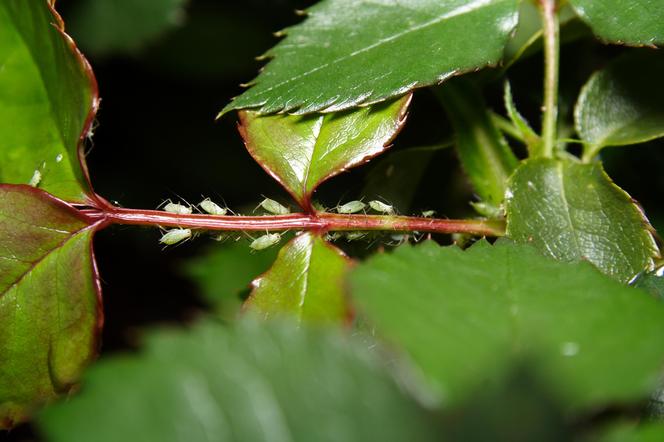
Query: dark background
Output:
[[4, 1, 664, 439]]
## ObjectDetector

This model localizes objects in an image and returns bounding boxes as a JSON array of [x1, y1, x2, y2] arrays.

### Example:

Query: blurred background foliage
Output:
[[5, 0, 664, 438]]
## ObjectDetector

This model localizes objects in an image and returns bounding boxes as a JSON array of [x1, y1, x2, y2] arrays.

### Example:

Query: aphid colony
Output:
[[156, 196, 424, 249]]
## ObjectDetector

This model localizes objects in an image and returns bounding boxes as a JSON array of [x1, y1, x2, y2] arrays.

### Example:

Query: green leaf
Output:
[[592, 422, 664, 442], [239, 96, 410, 209], [351, 240, 664, 410], [0, 185, 101, 429], [632, 269, 664, 300], [246, 233, 350, 323], [66, 0, 186, 56], [221, 0, 520, 115], [435, 78, 518, 208], [575, 51, 664, 160], [569, 0, 664, 46], [505, 158, 658, 283], [0, 1, 98, 203], [39, 319, 441, 442], [183, 241, 279, 311]]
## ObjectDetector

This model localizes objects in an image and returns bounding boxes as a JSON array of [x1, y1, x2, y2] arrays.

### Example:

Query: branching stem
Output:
[[539, 0, 560, 158], [91, 206, 505, 237]]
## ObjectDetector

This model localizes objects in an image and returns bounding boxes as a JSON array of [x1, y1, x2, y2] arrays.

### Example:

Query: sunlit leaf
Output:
[[239, 95, 410, 209], [221, 0, 520, 115], [0, 0, 98, 203], [351, 240, 664, 411], [0, 185, 102, 428], [505, 158, 658, 283], [246, 233, 351, 323]]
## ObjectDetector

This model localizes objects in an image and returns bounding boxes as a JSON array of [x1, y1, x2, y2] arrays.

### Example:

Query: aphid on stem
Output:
[[336, 200, 366, 214], [345, 231, 367, 241], [255, 197, 290, 215], [159, 228, 192, 246], [199, 198, 228, 215], [160, 199, 193, 215], [421, 210, 436, 218], [250, 233, 282, 251], [368, 200, 395, 215]]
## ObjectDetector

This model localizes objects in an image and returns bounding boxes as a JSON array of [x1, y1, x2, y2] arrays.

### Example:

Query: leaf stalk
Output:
[[539, 0, 560, 158]]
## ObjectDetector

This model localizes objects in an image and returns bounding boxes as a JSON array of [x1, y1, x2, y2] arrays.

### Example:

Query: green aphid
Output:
[[257, 198, 290, 215], [199, 198, 228, 215], [421, 210, 436, 218], [160, 228, 192, 245], [368, 200, 395, 214], [163, 202, 192, 215], [250, 233, 282, 250], [337, 200, 366, 214], [345, 231, 366, 241]]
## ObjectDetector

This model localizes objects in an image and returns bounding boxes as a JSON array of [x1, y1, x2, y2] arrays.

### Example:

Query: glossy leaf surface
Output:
[[67, 0, 186, 55], [575, 51, 664, 159], [436, 79, 518, 207], [221, 0, 520, 115], [239, 96, 410, 208], [39, 320, 441, 442], [351, 240, 664, 410], [569, 0, 664, 46], [0, 0, 98, 203], [246, 233, 350, 323], [0, 185, 101, 428], [505, 158, 658, 283]]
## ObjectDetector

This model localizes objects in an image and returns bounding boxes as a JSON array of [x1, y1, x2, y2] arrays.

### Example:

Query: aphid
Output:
[[368, 200, 395, 215], [163, 202, 192, 215], [421, 210, 436, 218], [325, 232, 342, 241], [199, 198, 228, 215], [159, 228, 192, 245], [336, 200, 366, 214], [257, 198, 290, 215], [250, 233, 282, 250], [28, 169, 42, 187], [345, 231, 366, 241]]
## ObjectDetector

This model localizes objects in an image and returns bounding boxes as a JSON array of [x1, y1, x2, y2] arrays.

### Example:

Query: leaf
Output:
[[246, 233, 351, 323], [575, 51, 664, 160], [66, 0, 187, 56], [435, 78, 518, 207], [505, 158, 658, 283], [39, 319, 442, 442], [0, 185, 102, 428], [592, 422, 664, 442], [351, 240, 664, 411], [183, 241, 279, 310], [632, 269, 664, 300], [221, 0, 520, 115], [0, 1, 98, 203], [239, 95, 410, 209], [568, 0, 664, 46]]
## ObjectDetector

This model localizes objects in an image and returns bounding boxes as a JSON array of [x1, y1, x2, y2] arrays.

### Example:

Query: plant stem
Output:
[[539, 0, 559, 158], [94, 206, 505, 237]]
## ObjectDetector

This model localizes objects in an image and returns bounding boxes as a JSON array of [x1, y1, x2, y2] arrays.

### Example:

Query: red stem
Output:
[[92, 206, 505, 237]]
